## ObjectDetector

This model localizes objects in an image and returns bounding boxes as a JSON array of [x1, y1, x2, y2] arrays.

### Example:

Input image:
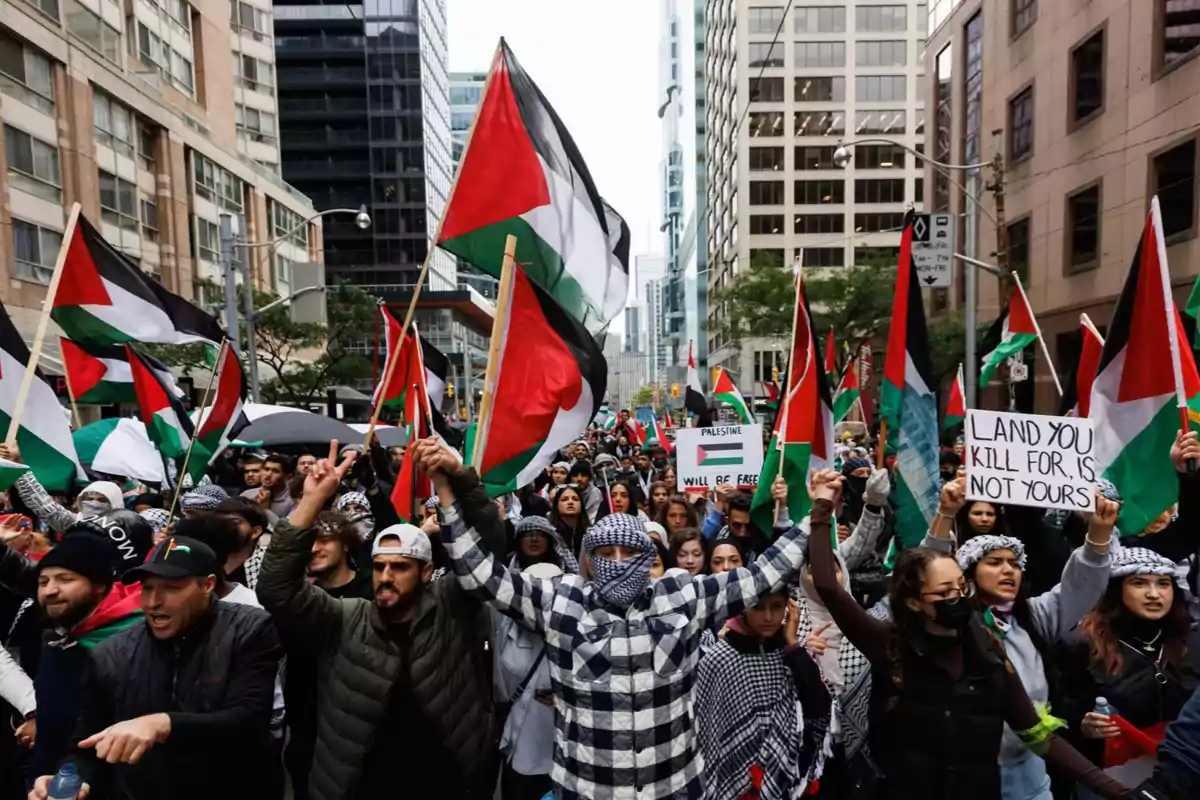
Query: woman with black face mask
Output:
[[806, 469, 1129, 800]]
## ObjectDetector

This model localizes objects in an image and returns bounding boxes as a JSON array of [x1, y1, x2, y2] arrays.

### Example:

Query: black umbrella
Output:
[[348, 424, 409, 449], [236, 411, 360, 448]]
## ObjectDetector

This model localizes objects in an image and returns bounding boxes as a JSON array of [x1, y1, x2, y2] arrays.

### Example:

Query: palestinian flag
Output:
[[0, 458, 28, 491], [51, 212, 225, 347], [61, 338, 178, 405], [471, 269, 606, 497], [686, 340, 712, 426], [663, 412, 675, 430], [190, 344, 248, 478], [943, 364, 966, 432], [750, 272, 834, 533], [980, 282, 1039, 386], [73, 417, 164, 483], [713, 367, 753, 424], [623, 417, 647, 447], [126, 345, 193, 460], [437, 39, 630, 334], [1091, 197, 1200, 535], [880, 211, 941, 548], [651, 412, 673, 456], [0, 302, 83, 491], [824, 326, 837, 388], [761, 380, 781, 413], [832, 358, 861, 425], [1059, 316, 1105, 418], [390, 440, 431, 523]]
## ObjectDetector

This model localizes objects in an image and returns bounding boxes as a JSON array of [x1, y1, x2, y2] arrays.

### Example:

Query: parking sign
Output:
[[911, 213, 954, 288]]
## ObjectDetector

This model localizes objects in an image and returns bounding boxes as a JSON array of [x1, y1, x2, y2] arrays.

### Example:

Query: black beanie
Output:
[[38, 534, 118, 587], [68, 510, 154, 569]]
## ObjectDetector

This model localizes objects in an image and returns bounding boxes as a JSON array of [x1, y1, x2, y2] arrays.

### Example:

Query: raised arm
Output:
[[837, 470, 891, 570], [1028, 494, 1115, 643], [12, 472, 78, 533], [692, 520, 807, 627]]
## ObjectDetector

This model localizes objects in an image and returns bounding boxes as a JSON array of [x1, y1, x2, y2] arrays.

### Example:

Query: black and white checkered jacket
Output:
[[441, 504, 808, 799]]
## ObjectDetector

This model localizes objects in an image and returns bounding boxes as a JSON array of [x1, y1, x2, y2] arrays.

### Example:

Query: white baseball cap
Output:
[[371, 524, 432, 563]]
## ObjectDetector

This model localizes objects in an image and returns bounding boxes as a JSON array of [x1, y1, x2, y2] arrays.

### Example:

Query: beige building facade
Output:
[[925, 0, 1200, 410]]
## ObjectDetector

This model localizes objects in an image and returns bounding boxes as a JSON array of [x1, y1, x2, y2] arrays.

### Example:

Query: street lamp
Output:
[[221, 205, 372, 403]]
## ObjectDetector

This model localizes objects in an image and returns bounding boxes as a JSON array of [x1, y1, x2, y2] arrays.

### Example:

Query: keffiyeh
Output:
[[335, 492, 370, 514], [1110, 547, 1179, 579], [956, 534, 1028, 572], [192, 483, 229, 501], [180, 492, 220, 511], [583, 513, 654, 607], [139, 508, 171, 535], [512, 515, 580, 574]]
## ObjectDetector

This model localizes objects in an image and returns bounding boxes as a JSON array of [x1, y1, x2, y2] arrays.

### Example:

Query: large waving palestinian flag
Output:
[[61, 338, 178, 405], [1092, 198, 1200, 534], [0, 303, 83, 491], [471, 268, 606, 496], [51, 212, 225, 347], [437, 39, 630, 334], [375, 305, 455, 440], [881, 212, 941, 547], [832, 357, 862, 425], [713, 367, 753, 424], [191, 344, 248, 479]]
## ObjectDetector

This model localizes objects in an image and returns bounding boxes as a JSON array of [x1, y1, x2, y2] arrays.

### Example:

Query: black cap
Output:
[[122, 536, 220, 584]]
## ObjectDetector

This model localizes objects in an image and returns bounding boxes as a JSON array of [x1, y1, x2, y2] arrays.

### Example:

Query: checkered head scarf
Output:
[[583, 513, 655, 608], [139, 508, 172, 536], [956, 534, 1027, 572], [180, 492, 220, 511], [334, 492, 371, 520], [1110, 547, 1181, 581], [192, 483, 229, 501]]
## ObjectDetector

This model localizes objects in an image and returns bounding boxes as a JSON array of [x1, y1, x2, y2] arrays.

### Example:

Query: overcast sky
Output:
[[447, 0, 662, 262]]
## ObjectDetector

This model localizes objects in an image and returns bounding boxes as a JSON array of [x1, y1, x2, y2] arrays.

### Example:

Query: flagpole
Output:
[[61, 360, 82, 430], [472, 234, 519, 467], [1011, 272, 1063, 398], [412, 324, 436, 433], [165, 338, 227, 524], [775, 262, 804, 518], [1148, 198, 1196, 445], [5, 203, 81, 447], [1080, 313, 1105, 344]]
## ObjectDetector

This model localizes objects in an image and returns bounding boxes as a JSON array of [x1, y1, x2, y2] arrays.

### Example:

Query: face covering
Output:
[[79, 500, 111, 516], [844, 476, 867, 499], [349, 514, 375, 541], [931, 596, 973, 629], [590, 551, 654, 607]]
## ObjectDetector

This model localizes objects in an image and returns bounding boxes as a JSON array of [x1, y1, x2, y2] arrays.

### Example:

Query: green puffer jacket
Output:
[[257, 472, 506, 800]]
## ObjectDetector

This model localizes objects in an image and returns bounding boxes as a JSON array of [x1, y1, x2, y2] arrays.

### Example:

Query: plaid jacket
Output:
[[442, 506, 808, 799]]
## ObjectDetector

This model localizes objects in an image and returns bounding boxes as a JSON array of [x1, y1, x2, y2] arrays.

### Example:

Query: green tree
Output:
[[631, 385, 656, 407]]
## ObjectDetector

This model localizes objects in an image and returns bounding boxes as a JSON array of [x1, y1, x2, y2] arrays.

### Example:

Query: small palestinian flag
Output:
[[191, 344, 248, 478], [471, 269, 606, 497], [663, 412, 675, 430], [61, 338, 178, 405], [438, 39, 630, 334], [651, 412, 673, 456], [697, 440, 744, 467], [390, 440, 431, 524], [52, 212, 225, 347], [126, 345, 194, 460], [685, 340, 712, 426], [943, 364, 966, 432], [624, 417, 647, 447], [832, 358, 862, 425], [713, 367, 753, 424], [1059, 315, 1105, 418], [0, 458, 28, 492], [980, 282, 1039, 386], [0, 301, 83, 491], [1092, 197, 1200, 534], [880, 211, 941, 548], [761, 380, 781, 413]]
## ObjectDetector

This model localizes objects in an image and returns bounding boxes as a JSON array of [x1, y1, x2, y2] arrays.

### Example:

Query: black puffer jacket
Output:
[[69, 601, 282, 800], [257, 470, 505, 800]]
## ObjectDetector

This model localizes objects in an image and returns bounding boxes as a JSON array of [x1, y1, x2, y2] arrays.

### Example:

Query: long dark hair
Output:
[[669, 527, 705, 574], [655, 494, 700, 532], [954, 500, 1008, 543], [610, 478, 641, 516], [550, 484, 589, 552], [646, 480, 671, 519], [1080, 577, 1192, 676], [965, 561, 1056, 681], [886, 547, 969, 691], [704, 536, 745, 572]]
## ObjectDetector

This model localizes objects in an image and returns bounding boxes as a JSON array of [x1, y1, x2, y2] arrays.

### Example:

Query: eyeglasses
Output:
[[921, 582, 973, 601]]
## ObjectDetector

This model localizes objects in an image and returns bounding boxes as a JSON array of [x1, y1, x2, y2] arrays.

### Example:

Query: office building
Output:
[[705, 0, 928, 393], [448, 70, 497, 299], [925, 0, 1200, 410], [604, 335, 650, 412], [0, 0, 322, 374]]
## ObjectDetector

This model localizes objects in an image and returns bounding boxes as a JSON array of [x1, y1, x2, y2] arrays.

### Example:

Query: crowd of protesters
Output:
[[0, 406, 1198, 800]]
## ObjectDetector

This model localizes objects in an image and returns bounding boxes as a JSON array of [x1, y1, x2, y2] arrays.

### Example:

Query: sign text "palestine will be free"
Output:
[[674, 424, 764, 492]]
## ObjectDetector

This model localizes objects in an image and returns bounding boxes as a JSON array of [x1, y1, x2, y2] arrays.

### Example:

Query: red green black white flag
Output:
[[61, 338, 177, 405], [126, 345, 194, 461], [1059, 316, 1105, 418], [685, 340, 711, 426], [713, 367, 753, 424], [943, 363, 966, 432]]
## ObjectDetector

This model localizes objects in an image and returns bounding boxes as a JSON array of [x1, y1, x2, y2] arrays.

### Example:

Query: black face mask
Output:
[[845, 476, 867, 498], [932, 596, 973, 629]]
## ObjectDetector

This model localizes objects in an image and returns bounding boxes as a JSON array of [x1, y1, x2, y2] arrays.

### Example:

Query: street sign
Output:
[[911, 213, 954, 288]]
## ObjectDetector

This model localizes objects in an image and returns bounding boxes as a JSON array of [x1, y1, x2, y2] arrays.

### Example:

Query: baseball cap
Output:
[[122, 536, 220, 584], [371, 524, 432, 563]]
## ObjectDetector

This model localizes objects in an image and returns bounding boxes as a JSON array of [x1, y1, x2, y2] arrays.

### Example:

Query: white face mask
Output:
[[352, 517, 375, 541], [79, 500, 111, 516]]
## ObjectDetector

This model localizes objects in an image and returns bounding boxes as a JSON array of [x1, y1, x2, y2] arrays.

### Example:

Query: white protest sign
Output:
[[964, 409, 1095, 512], [674, 424, 763, 492]]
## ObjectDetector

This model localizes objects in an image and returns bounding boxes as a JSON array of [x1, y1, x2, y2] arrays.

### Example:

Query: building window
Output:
[[192, 153, 244, 213], [1066, 184, 1101, 272], [136, 23, 194, 97], [795, 180, 845, 204], [1009, 86, 1034, 161], [65, 0, 121, 65], [230, 1, 270, 41], [137, 120, 157, 170], [749, 77, 784, 102], [794, 76, 844, 102], [749, 111, 784, 137], [0, 32, 55, 114], [1070, 30, 1104, 126], [170, 50, 194, 96], [1013, 0, 1037, 37], [194, 216, 220, 263], [4, 125, 60, 201], [749, 180, 785, 205], [750, 248, 785, 268], [918, 4, 928, 33], [855, 212, 906, 233], [98, 170, 139, 231], [236, 104, 278, 146], [272, 202, 308, 248], [794, 6, 846, 33], [795, 146, 836, 170], [855, 144, 906, 169], [1161, 0, 1200, 70], [915, 178, 925, 204], [1007, 217, 1030, 282], [748, 42, 783, 68], [855, 40, 906, 67], [748, 147, 785, 170], [93, 92, 135, 158], [750, 214, 785, 234], [274, 254, 294, 286], [795, 42, 846, 68], [795, 111, 844, 136], [854, 109, 906, 135], [855, 5, 906, 32], [854, 179, 905, 203], [802, 247, 844, 267], [234, 53, 274, 95], [795, 213, 844, 234], [140, 197, 159, 242], [1154, 139, 1196, 239], [11, 219, 60, 284], [748, 6, 785, 33], [855, 75, 906, 102]]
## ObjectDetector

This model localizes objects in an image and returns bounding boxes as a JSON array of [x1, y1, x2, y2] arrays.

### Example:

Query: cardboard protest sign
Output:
[[674, 424, 763, 492], [964, 409, 1096, 512]]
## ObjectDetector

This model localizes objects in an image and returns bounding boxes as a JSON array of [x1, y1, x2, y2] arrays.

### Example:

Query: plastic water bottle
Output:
[[1093, 696, 1118, 718], [47, 763, 83, 800]]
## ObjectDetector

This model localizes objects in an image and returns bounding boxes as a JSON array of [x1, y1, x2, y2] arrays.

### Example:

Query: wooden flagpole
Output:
[[6, 203, 81, 447], [1012, 271, 1063, 397], [165, 338, 227, 523], [471, 235, 519, 468]]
